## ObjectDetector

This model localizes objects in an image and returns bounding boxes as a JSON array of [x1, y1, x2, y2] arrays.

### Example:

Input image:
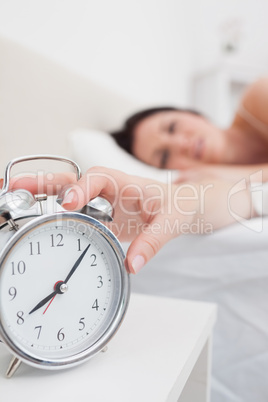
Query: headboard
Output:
[[0, 35, 138, 175]]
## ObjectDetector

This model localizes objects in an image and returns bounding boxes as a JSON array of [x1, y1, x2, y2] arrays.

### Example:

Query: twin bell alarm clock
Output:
[[0, 155, 130, 378]]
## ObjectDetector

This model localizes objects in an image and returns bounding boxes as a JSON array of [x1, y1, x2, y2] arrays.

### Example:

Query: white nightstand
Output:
[[0, 294, 217, 402]]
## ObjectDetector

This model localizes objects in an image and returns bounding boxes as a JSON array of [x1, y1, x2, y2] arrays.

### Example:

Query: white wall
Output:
[[0, 0, 267, 108], [187, 0, 268, 127], [189, 0, 268, 71], [0, 0, 193, 106]]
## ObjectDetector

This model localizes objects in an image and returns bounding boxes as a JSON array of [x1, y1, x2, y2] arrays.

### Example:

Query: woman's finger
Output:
[[125, 213, 179, 274], [61, 167, 130, 210]]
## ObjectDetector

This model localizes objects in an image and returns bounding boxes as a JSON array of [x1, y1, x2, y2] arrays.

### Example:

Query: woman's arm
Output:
[[8, 167, 254, 274], [58, 167, 255, 274]]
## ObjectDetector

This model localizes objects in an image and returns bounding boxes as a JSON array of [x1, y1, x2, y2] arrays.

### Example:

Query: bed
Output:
[[1, 35, 268, 402]]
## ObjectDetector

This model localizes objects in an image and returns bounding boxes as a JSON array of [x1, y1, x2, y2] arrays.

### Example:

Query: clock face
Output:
[[0, 213, 129, 369]]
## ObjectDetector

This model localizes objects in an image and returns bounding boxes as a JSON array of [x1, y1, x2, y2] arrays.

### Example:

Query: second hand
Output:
[[42, 280, 64, 315], [43, 295, 56, 314]]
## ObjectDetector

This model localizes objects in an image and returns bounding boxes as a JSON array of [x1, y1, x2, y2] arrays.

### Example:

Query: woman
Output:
[[112, 77, 268, 182]]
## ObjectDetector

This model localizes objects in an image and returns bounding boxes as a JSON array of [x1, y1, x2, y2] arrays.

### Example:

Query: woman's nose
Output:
[[171, 133, 191, 154]]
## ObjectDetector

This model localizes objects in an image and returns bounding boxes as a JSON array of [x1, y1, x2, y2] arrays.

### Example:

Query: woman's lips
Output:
[[194, 138, 204, 159]]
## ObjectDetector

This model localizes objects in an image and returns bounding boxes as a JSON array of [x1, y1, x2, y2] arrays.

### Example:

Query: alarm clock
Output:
[[0, 155, 130, 378]]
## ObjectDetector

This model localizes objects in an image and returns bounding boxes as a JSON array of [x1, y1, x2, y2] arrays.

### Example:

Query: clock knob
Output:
[[0, 190, 36, 213], [81, 197, 113, 222], [0, 190, 36, 227]]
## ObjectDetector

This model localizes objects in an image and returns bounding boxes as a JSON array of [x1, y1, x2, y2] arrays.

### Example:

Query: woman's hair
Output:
[[111, 106, 202, 155]]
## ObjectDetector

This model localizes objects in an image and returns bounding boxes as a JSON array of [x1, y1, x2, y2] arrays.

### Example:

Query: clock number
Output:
[[79, 317, 85, 331], [11, 261, 26, 275], [29, 241, 41, 255], [16, 311, 24, 325], [51, 234, 64, 247], [57, 328, 65, 341], [8, 287, 17, 301], [90, 254, 97, 267], [78, 239, 91, 252], [92, 299, 99, 311], [97, 276, 103, 288], [35, 325, 42, 340]]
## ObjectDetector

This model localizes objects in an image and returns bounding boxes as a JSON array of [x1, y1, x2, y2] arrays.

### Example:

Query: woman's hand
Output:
[[57, 167, 196, 274]]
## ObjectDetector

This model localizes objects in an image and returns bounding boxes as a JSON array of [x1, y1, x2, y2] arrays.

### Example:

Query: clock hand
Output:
[[43, 294, 57, 315], [63, 244, 91, 284], [29, 287, 59, 315]]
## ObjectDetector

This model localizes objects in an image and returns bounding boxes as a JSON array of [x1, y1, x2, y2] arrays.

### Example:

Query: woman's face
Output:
[[132, 111, 226, 169]]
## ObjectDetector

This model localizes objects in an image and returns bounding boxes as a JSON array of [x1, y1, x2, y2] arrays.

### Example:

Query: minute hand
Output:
[[64, 244, 91, 284]]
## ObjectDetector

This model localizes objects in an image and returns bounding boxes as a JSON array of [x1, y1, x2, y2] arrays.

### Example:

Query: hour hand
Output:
[[29, 284, 63, 315]]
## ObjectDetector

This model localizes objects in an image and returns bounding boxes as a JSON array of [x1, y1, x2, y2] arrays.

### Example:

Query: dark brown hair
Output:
[[111, 107, 202, 155]]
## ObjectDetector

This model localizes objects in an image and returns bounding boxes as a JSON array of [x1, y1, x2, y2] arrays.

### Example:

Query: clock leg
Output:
[[6, 356, 22, 378], [101, 346, 108, 353]]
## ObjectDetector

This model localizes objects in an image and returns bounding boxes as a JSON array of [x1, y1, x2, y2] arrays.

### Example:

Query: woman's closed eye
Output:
[[168, 122, 176, 134]]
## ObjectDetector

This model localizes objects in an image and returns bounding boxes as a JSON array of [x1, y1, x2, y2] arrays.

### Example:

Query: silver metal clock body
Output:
[[0, 155, 130, 376]]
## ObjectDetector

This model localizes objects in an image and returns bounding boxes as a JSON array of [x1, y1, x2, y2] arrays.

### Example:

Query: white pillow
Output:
[[68, 129, 179, 182]]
